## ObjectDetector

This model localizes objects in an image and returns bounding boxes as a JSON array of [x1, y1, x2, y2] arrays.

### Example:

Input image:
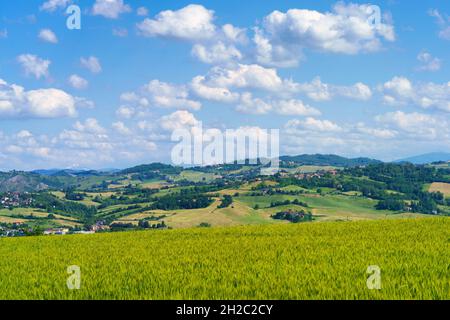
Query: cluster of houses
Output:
[[276, 168, 339, 180], [294, 169, 338, 180], [90, 221, 110, 232], [0, 192, 33, 209], [0, 223, 28, 237], [43, 228, 70, 236], [43, 221, 110, 236]]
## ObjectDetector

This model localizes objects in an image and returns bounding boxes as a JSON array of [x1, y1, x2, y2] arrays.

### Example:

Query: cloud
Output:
[[0, 29, 7, 39], [38, 29, 58, 43], [253, 28, 301, 68], [112, 121, 132, 135], [280, 116, 421, 159], [336, 82, 373, 100], [254, 3, 395, 67], [74, 118, 106, 134], [0, 116, 166, 169], [116, 105, 136, 119], [112, 27, 128, 37], [17, 54, 51, 79], [0, 79, 80, 118], [144, 80, 201, 110], [375, 111, 448, 139], [190, 76, 239, 103], [222, 24, 248, 44], [355, 123, 397, 139], [120, 92, 149, 107], [381, 76, 450, 112], [40, 0, 71, 12], [159, 110, 200, 131], [274, 99, 322, 116], [192, 42, 242, 64], [137, 4, 216, 41], [137, 6, 148, 16], [121, 80, 201, 112], [429, 9, 450, 40], [236, 92, 273, 115], [416, 51, 442, 72], [190, 65, 372, 108], [286, 117, 343, 132], [92, 0, 132, 19], [80, 56, 102, 74], [21, 89, 77, 118], [236, 94, 321, 116], [201, 64, 294, 93], [135, 5, 248, 65], [296, 77, 372, 101], [68, 74, 88, 89]]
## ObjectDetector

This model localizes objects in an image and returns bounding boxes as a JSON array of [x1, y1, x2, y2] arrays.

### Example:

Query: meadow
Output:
[[0, 218, 448, 300]]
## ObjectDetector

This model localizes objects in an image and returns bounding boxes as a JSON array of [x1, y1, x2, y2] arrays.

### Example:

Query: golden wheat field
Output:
[[0, 218, 448, 300]]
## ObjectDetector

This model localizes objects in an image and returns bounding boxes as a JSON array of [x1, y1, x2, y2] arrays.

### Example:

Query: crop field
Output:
[[429, 182, 450, 197], [236, 193, 426, 222], [0, 208, 81, 228], [0, 218, 448, 300], [168, 170, 219, 183]]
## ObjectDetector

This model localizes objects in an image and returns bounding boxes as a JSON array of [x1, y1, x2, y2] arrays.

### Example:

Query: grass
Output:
[[168, 170, 219, 183], [0, 218, 448, 300], [237, 193, 429, 222], [51, 191, 99, 207]]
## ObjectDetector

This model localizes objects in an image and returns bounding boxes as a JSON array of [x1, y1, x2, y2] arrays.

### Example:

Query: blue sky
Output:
[[0, 0, 449, 170]]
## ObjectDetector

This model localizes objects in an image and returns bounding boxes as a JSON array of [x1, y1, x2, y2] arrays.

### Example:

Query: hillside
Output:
[[1, 161, 449, 233], [280, 154, 381, 167], [0, 172, 54, 193], [0, 154, 381, 192]]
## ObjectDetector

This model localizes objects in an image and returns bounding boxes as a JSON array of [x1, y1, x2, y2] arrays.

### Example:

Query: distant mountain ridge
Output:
[[0, 154, 387, 192], [395, 153, 450, 165], [33, 168, 119, 176]]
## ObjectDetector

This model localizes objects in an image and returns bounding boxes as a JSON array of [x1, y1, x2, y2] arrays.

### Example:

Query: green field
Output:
[[0, 207, 81, 228], [0, 218, 448, 300]]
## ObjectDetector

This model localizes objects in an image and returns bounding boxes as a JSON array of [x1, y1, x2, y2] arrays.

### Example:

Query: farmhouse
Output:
[[44, 228, 70, 236]]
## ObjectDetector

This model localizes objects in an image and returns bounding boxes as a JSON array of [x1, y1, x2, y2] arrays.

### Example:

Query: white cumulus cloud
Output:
[[68, 74, 88, 89], [17, 54, 51, 79], [381, 76, 450, 112], [416, 51, 442, 72], [0, 79, 80, 118], [92, 0, 131, 19], [192, 42, 242, 64], [38, 29, 58, 43], [80, 56, 102, 74], [137, 4, 216, 41], [254, 3, 395, 67], [40, 0, 71, 12]]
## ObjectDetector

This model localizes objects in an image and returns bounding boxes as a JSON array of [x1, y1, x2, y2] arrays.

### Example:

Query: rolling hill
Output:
[[280, 154, 381, 167]]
